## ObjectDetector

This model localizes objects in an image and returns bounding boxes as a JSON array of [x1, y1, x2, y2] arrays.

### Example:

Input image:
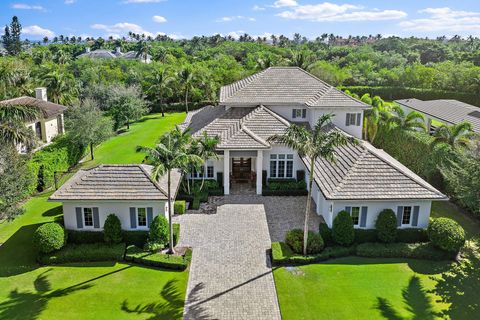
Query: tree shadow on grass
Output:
[[41, 206, 63, 217], [0, 269, 93, 320], [376, 275, 437, 320]]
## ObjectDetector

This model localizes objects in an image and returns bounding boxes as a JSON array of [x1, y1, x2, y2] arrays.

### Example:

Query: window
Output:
[[192, 166, 204, 179], [292, 109, 306, 119], [346, 113, 361, 126], [270, 154, 294, 178], [83, 208, 93, 227], [402, 206, 412, 225], [351, 207, 360, 225], [207, 166, 214, 178], [137, 208, 147, 227]]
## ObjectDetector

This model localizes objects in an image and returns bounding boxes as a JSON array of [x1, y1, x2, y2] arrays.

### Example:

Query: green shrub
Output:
[[33, 223, 66, 254], [356, 242, 454, 260], [319, 223, 333, 246], [67, 230, 104, 244], [396, 228, 429, 243], [271, 242, 355, 266], [354, 229, 378, 243], [103, 214, 122, 244], [428, 218, 465, 252], [123, 231, 149, 247], [148, 215, 169, 246], [202, 179, 219, 190], [174, 201, 186, 215], [332, 211, 355, 246], [38, 243, 125, 264], [172, 223, 180, 246], [125, 245, 192, 270], [375, 209, 398, 243], [191, 198, 200, 210], [266, 179, 307, 191], [285, 229, 324, 254]]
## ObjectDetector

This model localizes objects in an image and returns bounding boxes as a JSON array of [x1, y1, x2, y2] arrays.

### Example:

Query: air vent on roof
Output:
[[468, 110, 480, 119]]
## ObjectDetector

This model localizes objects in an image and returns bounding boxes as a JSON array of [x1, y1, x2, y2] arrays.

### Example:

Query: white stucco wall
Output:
[[310, 108, 363, 139], [61, 200, 168, 231], [262, 145, 303, 180], [43, 116, 61, 143]]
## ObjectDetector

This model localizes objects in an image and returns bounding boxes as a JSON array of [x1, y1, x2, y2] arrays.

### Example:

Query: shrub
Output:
[[266, 179, 307, 191], [332, 211, 355, 246], [123, 231, 149, 247], [174, 201, 186, 215], [396, 228, 429, 243], [103, 214, 122, 244], [38, 243, 125, 264], [428, 218, 465, 252], [356, 242, 455, 260], [354, 229, 378, 243], [375, 209, 398, 243], [67, 230, 104, 244], [285, 229, 324, 254], [271, 242, 355, 266], [125, 245, 192, 270], [148, 215, 169, 246], [202, 180, 219, 190], [319, 223, 333, 246], [191, 198, 200, 210], [33, 223, 66, 254]]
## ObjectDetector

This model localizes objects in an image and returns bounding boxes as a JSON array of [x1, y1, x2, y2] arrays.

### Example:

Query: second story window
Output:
[[292, 109, 306, 119], [346, 113, 361, 126]]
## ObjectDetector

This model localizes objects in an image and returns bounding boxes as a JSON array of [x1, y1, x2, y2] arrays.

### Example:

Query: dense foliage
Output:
[[272, 241, 355, 266], [332, 211, 355, 246], [174, 200, 186, 215], [285, 229, 324, 254], [33, 222, 66, 254], [39, 243, 125, 264], [125, 245, 192, 270], [428, 218, 465, 253], [148, 215, 169, 247], [103, 214, 123, 244], [356, 242, 454, 260], [375, 209, 398, 243]]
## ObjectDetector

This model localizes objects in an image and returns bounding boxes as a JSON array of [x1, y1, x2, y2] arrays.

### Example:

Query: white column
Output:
[[224, 150, 230, 195], [256, 150, 263, 195]]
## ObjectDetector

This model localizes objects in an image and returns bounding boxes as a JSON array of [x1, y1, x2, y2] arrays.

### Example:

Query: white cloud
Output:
[[277, 2, 406, 22], [216, 16, 256, 22], [64, 0, 76, 4], [253, 5, 265, 11], [91, 22, 167, 38], [23, 25, 54, 38], [123, 0, 165, 3], [152, 15, 167, 23], [273, 0, 298, 8], [399, 7, 480, 33], [11, 3, 45, 11]]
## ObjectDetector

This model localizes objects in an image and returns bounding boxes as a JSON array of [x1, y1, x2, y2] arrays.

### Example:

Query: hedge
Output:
[[356, 242, 454, 261], [428, 218, 465, 252], [125, 245, 192, 270], [67, 230, 106, 244], [174, 201, 186, 215], [354, 229, 378, 243], [266, 179, 307, 191], [262, 189, 308, 196], [271, 242, 355, 266], [38, 243, 125, 264], [396, 228, 429, 243]]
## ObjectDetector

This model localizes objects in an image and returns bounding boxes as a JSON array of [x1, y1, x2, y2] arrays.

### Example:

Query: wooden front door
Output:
[[231, 158, 251, 182]]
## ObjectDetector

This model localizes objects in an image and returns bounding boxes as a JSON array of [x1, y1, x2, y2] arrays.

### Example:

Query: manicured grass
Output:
[[83, 112, 185, 167], [431, 201, 480, 239], [273, 257, 451, 320]]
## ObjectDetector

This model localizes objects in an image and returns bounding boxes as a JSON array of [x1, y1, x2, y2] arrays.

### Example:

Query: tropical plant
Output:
[[431, 122, 474, 150], [42, 69, 78, 105], [362, 94, 391, 142], [387, 105, 426, 131], [268, 114, 355, 255], [135, 40, 151, 63], [0, 103, 41, 149], [178, 66, 195, 113], [136, 126, 203, 254], [196, 131, 220, 190], [147, 66, 173, 117]]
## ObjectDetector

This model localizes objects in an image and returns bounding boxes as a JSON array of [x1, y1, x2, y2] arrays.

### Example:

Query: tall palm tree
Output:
[[431, 122, 474, 150], [42, 70, 77, 105], [135, 40, 151, 63], [387, 105, 426, 131], [196, 131, 220, 190], [268, 114, 355, 255], [363, 96, 391, 143], [147, 67, 173, 117], [178, 66, 195, 113], [137, 127, 202, 254], [0, 104, 41, 149]]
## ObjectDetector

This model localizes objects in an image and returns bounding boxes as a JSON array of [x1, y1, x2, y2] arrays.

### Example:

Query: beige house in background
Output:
[[0, 87, 67, 153]]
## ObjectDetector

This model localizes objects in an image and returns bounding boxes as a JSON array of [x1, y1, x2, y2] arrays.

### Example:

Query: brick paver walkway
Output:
[[174, 195, 322, 319]]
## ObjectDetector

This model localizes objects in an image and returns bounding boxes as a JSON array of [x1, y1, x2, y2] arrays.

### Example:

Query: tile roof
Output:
[[220, 67, 370, 108], [0, 96, 67, 118], [302, 129, 447, 200], [77, 49, 117, 59], [395, 98, 480, 133], [49, 164, 182, 201]]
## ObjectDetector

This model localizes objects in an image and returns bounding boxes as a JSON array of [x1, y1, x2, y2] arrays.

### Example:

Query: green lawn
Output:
[[274, 257, 451, 320], [0, 113, 188, 319]]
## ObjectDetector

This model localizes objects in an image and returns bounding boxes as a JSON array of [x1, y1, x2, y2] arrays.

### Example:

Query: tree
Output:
[[42, 70, 78, 105], [178, 66, 195, 113], [431, 122, 474, 150], [196, 131, 219, 191], [0, 104, 41, 149], [135, 40, 151, 63], [108, 85, 148, 130], [147, 66, 173, 117], [2, 16, 22, 55], [136, 127, 202, 254], [65, 99, 113, 160], [387, 105, 426, 131], [268, 114, 355, 255]]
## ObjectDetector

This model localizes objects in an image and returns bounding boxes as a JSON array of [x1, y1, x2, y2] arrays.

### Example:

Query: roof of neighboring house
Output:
[[220, 67, 370, 108], [0, 96, 67, 118], [395, 98, 480, 133], [49, 164, 182, 201], [302, 128, 447, 201], [122, 51, 152, 60], [77, 49, 117, 59]]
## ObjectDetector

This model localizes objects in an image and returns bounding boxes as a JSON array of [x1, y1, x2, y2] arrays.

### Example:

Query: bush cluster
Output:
[[356, 242, 454, 260], [125, 245, 192, 270], [319, 223, 333, 246], [174, 201, 186, 215], [332, 211, 355, 246], [375, 209, 398, 243], [285, 229, 324, 254], [266, 179, 307, 191], [38, 243, 125, 264], [428, 218, 465, 253], [396, 228, 429, 243], [67, 230, 105, 244], [271, 242, 355, 266], [33, 223, 66, 254], [354, 229, 378, 243]]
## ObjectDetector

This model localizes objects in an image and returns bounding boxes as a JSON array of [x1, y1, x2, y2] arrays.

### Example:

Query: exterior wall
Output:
[[62, 200, 167, 231], [43, 116, 61, 143], [310, 108, 363, 138]]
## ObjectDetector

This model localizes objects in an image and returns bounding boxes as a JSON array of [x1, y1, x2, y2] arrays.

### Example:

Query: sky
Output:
[[1, 0, 480, 40]]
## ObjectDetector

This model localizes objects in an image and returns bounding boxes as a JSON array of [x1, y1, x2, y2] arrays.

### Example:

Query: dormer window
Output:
[[292, 109, 306, 119]]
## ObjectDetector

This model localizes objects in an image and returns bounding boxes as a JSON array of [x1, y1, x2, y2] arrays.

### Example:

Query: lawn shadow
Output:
[[0, 269, 93, 320], [375, 275, 437, 320], [41, 206, 63, 217], [121, 279, 186, 320]]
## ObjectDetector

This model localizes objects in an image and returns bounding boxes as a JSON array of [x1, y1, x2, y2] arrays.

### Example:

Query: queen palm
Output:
[[431, 122, 474, 150], [137, 127, 202, 254], [387, 105, 426, 131], [0, 104, 41, 149], [147, 67, 173, 117], [268, 114, 355, 255]]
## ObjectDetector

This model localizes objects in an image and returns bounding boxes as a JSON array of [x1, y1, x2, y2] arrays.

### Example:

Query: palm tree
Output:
[[42, 70, 77, 105], [137, 127, 202, 254], [196, 131, 220, 190], [387, 105, 426, 131], [268, 114, 355, 255], [431, 122, 474, 150], [363, 96, 391, 143], [0, 104, 41, 149], [135, 40, 151, 63], [147, 67, 173, 117], [178, 66, 195, 113]]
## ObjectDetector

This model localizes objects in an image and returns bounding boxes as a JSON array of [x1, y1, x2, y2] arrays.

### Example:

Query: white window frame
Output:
[[402, 206, 412, 225], [206, 165, 214, 178], [351, 207, 360, 226], [83, 207, 94, 229], [270, 154, 294, 178], [292, 109, 306, 119], [136, 207, 148, 229]]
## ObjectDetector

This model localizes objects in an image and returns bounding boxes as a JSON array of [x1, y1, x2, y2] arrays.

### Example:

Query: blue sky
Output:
[[1, 0, 480, 40]]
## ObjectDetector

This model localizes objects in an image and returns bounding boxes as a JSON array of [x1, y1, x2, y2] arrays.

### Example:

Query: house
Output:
[[77, 47, 152, 63], [395, 98, 480, 134], [183, 67, 447, 229], [0, 87, 66, 153], [49, 165, 182, 231]]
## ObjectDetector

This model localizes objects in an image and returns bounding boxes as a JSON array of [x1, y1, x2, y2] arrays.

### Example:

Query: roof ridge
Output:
[[261, 105, 291, 127], [330, 147, 367, 195], [137, 165, 169, 198], [241, 125, 270, 147]]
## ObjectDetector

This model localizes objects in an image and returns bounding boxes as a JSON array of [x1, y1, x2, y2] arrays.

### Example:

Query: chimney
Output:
[[85, 47, 91, 53], [35, 87, 48, 102]]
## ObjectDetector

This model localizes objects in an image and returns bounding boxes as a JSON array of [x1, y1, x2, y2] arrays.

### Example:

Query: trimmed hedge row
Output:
[[125, 245, 192, 270], [271, 242, 355, 266], [38, 243, 125, 264], [262, 189, 308, 196], [356, 242, 455, 261], [354, 228, 429, 244]]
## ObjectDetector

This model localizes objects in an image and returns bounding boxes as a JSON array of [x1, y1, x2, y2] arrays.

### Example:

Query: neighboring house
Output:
[[183, 67, 447, 229], [395, 98, 480, 134], [0, 87, 66, 153], [77, 47, 152, 63], [49, 165, 182, 231]]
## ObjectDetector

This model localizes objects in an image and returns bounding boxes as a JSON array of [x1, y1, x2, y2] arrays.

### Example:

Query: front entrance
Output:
[[231, 157, 252, 183]]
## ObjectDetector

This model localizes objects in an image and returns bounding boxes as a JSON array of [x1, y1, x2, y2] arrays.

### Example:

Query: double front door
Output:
[[231, 158, 251, 182]]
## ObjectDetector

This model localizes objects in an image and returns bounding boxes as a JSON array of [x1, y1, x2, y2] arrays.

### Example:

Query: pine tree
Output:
[[2, 16, 22, 55], [2, 25, 11, 54]]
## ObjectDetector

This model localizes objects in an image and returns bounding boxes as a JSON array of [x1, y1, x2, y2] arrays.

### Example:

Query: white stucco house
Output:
[[0, 87, 66, 153], [182, 67, 448, 229], [49, 165, 182, 231]]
